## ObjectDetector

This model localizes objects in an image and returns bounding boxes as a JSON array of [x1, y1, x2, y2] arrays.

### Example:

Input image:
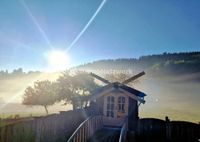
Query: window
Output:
[[118, 96, 125, 113], [106, 96, 115, 117]]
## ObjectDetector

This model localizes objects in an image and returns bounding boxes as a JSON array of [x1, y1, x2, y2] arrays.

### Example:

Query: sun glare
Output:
[[47, 50, 70, 71]]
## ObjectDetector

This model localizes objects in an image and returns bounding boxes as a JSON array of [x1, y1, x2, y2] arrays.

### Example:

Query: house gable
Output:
[[90, 83, 145, 104]]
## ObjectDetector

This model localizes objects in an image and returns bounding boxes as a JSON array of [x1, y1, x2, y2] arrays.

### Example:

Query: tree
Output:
[[72, 71, 99, 95], [12, 68, 23, 76], [104, 73, 141, 86], [104, 73, 129, 83], [23, 71, 100, 112], [55, 71, 75, 103], [56, 71, 99, 109], [23, 80, 57, 114]]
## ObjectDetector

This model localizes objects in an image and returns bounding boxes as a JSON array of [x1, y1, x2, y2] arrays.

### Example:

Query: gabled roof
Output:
[[92, 82, 146, 97], [119, 83, 146, 98], [90, 82, 146, 103]]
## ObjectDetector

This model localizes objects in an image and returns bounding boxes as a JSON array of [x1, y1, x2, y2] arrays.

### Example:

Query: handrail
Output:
[[119, 117, 128, 142], [67, 116, 92, 142], [67, 115, 103, 142]]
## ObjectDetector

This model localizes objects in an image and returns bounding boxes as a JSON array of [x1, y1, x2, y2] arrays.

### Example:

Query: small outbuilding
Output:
[[80, 72, 147, 131]]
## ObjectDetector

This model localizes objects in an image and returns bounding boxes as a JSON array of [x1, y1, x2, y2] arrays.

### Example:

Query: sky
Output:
[[0, 0, 200, 71]]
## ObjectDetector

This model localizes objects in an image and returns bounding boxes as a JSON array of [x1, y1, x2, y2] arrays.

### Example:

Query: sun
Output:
[[47, 50, 70, 71]]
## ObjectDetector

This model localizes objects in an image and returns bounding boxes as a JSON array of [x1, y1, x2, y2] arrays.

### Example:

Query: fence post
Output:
[[165, 116, 171, 141], [137, 119, 140, 136]]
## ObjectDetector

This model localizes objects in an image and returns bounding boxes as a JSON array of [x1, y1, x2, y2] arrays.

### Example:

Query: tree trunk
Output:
[[44, 105, 48, 115]]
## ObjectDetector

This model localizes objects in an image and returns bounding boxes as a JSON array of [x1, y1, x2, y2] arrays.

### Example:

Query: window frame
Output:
[[106, 96, 115, 117], [118, 96, 125, 113]]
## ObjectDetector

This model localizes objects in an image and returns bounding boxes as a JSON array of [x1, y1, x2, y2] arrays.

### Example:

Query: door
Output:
[[103, 95, 126, 127]]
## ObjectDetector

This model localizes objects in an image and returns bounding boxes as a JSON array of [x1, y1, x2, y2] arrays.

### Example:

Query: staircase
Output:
[[88, 127, 120, 142], [67, 115, 128, 142]]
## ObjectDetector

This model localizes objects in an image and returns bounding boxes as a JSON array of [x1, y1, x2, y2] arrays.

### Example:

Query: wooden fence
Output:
[[170, 121, 200, 142], [137, 117, 200, 142], [1, 113, 199, 142], [0, 110, 88, 142]]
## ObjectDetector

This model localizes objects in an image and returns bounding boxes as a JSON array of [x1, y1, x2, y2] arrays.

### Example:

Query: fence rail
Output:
[[67, 115, 103, 142]]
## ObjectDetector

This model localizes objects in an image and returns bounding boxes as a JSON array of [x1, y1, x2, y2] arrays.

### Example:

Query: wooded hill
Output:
[[76, 51, 200, 76], [1, 51, 200, 78], [74, 51, 200, 122]]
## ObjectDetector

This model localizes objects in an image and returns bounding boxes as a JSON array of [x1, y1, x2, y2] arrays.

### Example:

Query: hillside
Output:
[[75, 52, 200, 122], [76, 52, 200, 77], [0, 52, 200, 122]]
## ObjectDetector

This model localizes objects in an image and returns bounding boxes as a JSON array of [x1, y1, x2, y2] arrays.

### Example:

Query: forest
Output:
[[76, 51, 200, 76]]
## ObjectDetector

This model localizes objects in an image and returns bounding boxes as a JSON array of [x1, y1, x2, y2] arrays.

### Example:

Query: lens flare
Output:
[[20, 0, 53, 48], [66, 0, 107, 52], [47, 50, 70, 71]]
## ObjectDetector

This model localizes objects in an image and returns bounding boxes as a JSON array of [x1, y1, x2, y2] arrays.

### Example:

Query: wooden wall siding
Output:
[[0, 110, 88, 142], [96, 97, 104, 115], [128, 98, 138, 131]]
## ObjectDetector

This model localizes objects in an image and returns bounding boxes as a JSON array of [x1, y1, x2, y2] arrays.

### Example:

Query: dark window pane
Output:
[[122, 104, 124, 111], [122, 97, 125, 103], [107, 104, 110, 109], [111, 97, 114, 102], [111, 111, 114, 117], [111, 104, 114, 109], [107, 96, 110, 102], [107, 111, 109, 116], [118, 97, 121, 103], [118, 104, 120, 110]]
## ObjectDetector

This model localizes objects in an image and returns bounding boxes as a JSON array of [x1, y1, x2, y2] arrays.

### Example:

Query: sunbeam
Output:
[[0, 73, 45, 110], [66, 0, 107, 52], [20, 0, 53, 49]]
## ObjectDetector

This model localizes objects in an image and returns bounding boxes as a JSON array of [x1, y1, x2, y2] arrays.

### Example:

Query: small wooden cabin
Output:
[[75, 72, 146, 132], [86, 82, 146, 131]]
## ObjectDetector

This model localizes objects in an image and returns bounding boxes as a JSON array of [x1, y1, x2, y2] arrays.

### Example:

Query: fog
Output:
[[0, 71, 199, 123], [0, 72, 71, 116], [136, 72, 200, 123]]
